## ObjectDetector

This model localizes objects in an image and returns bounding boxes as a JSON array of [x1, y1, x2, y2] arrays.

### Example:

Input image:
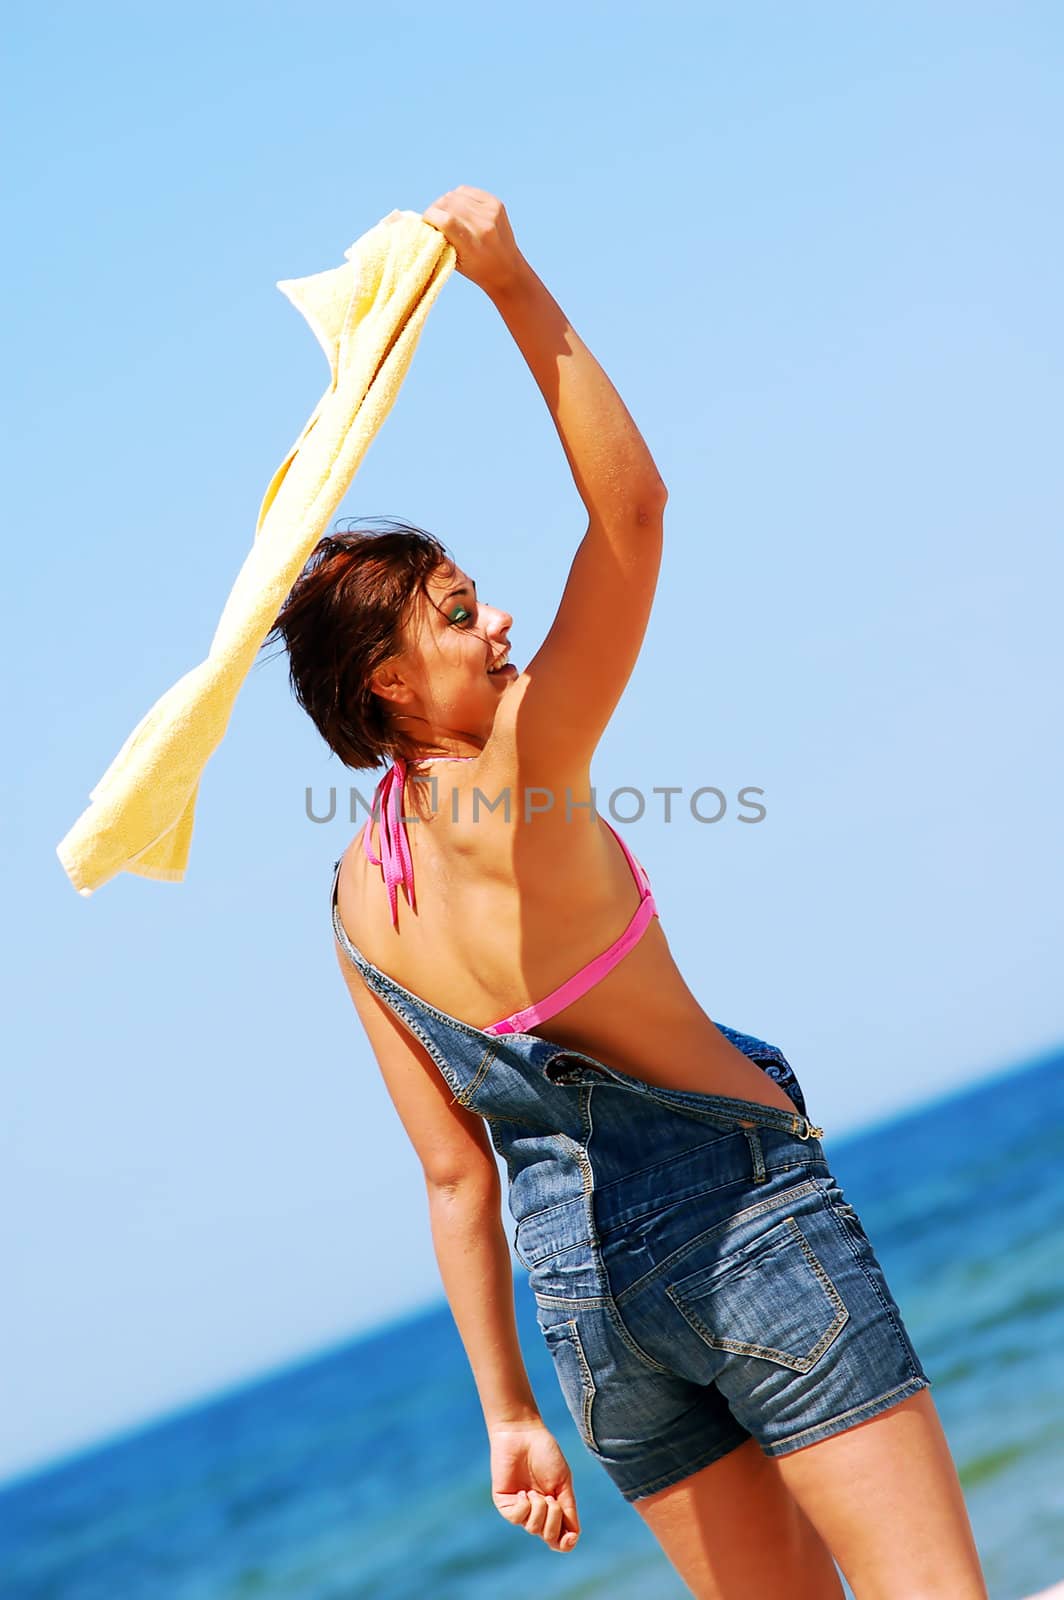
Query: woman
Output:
[[269, 187, 987, 1599]]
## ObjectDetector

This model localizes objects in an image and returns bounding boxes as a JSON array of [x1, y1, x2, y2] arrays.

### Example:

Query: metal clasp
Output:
[[792, 1115, 825, 1141]]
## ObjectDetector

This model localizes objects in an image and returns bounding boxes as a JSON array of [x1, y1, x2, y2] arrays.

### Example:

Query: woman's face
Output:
[[373, 560, 517, 746]]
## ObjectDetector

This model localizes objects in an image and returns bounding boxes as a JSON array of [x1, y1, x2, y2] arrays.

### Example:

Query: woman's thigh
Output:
[[770, 1386, 988, 1600], [634, 1435, 846, 1600], [634, 1390, 987, 1600]]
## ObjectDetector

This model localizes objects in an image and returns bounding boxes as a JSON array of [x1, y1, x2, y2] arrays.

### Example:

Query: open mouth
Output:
[[487, 649, 515, 676]]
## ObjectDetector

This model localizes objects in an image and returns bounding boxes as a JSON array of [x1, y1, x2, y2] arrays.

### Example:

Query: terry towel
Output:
[[56, 209, 455, 897]]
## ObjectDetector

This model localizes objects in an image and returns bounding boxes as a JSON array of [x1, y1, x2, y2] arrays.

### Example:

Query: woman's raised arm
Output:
[[422, 187, 667, 771]]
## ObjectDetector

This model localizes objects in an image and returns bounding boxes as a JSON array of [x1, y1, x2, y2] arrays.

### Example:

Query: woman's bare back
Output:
[[335, 755, 800, 1117]]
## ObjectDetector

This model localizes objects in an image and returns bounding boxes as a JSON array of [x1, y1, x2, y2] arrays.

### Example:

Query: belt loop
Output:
[[742, 1125, 767, 1182]]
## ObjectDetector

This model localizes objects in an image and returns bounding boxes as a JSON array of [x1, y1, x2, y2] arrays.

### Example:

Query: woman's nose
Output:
[[487, 605, 513, 635]]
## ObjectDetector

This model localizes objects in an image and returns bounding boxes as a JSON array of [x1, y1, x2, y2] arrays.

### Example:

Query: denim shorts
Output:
[[531, 1097, 932, 1503]]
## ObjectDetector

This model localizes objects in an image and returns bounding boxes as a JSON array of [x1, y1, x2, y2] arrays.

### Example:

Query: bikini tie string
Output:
[[363, 757, 414, 926]]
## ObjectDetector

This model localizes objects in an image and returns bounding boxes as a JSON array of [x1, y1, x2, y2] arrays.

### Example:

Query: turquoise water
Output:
[[2, 1049, 1062, 1599]]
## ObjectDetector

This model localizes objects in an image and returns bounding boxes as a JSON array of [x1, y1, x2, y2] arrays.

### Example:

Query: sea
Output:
[[2, 1048, 1062, 1600]]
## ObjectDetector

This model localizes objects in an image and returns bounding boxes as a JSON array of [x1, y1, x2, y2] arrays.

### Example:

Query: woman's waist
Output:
[[526, 1000, 799, 1114]]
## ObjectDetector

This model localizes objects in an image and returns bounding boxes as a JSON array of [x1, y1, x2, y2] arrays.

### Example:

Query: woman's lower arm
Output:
[[426, 1175, 541, 1429], [488, 260, 668, 525]]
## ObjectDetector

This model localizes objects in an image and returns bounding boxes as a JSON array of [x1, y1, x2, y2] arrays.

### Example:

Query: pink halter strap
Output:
[[364, 755, 474, 926], [363, 757, 416, 926]]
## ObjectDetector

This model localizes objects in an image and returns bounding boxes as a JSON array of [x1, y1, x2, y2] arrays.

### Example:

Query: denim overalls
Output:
[[330, 855, 932, 1502]]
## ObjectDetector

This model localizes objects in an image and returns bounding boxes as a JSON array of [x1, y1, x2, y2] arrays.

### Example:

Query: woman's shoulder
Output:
[[453, 700, 597, 822]]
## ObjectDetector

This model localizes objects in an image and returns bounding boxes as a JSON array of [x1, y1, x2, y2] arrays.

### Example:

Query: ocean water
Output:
[[3, 1049, 1062, 1600]]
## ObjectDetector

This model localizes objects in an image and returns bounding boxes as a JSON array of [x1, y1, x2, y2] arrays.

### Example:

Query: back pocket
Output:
[[666, 1213, 849, 1373]]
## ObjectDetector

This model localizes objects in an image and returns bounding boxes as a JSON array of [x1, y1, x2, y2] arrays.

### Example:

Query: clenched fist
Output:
[[422, 186, 528, 298]]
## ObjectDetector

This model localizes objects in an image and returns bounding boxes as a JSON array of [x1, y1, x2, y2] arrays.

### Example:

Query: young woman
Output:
[[269, 187, 988, 1599]]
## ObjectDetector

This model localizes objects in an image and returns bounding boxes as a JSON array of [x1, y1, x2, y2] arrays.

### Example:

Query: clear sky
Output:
[[5, 0, 1061, 1486]]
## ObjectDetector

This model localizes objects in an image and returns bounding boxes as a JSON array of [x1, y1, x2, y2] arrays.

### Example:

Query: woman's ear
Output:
[[369, 661, 414, 709]]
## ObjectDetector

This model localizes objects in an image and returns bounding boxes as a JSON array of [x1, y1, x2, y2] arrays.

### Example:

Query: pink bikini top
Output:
[[362, 755, 658, 1037]]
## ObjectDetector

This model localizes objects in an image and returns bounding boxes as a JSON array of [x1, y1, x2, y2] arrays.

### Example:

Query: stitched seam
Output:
[[486, 1105, 554, 1134], [635, 1091, 769, 1132], [575, 1087, 594, 1199], [614, 1179, 822, 1307], [765, 1377, 931, 1452], [824, 1207, 923, 1380], [454, 1043, 498, 1108], [535, 1293, 611, 1309], [625, 1081, 815, 1138], [568, 1321, 598, 1450]]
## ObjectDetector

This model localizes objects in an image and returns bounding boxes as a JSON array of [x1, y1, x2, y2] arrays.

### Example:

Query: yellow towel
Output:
[[56, 209, 455, 897]]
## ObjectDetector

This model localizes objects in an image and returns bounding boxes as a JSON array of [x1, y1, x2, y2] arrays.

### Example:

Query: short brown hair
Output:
[[262, 517, 452, 770]]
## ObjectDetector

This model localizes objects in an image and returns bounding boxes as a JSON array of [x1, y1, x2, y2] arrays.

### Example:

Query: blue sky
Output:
[[5, 0, 1062, 1485]]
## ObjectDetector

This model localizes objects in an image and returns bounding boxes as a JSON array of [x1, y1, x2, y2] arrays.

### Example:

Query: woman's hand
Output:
[[422, 186, 529, 298], [489, 1419, 581, 1553]]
